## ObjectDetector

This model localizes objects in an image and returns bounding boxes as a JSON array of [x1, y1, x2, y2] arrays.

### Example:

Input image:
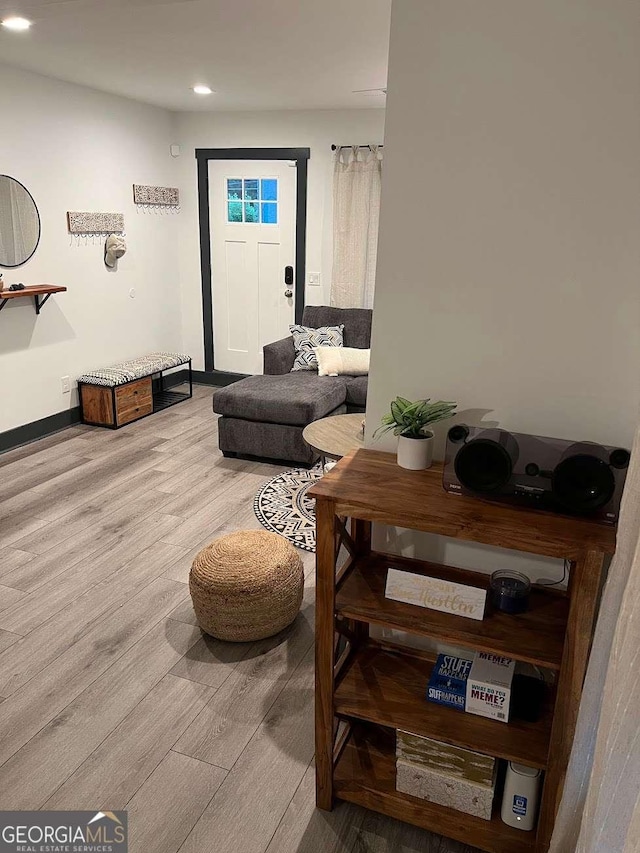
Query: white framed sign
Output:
[[385, 568, 487, 621]]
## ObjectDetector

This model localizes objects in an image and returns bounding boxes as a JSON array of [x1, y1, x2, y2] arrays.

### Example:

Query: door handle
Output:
[[284, 289, 293, 298], [284, 266, 294, 286]]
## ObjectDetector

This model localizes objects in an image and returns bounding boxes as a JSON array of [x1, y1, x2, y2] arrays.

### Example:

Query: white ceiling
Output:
[[0, 0, 391, 111]]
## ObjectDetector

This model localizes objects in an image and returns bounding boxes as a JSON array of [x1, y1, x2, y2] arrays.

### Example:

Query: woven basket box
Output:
[[396, 731, 497, 820], [397, 731, 496, 784]]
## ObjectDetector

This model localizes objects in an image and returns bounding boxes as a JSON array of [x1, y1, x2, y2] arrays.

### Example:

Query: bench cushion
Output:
[[213, 373, 348, 426], [78, 352, 190, 387]]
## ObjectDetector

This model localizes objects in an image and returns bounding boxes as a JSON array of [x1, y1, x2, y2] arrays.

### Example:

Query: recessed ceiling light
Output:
[[192, 85, 213, 95], [1, 16, 32, 31]]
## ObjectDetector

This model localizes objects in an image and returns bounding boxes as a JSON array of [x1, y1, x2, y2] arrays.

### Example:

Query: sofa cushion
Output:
[[301, 306, 372, 349], [345, 376, 368, 407], [213, 373, 348, 426], [290, 323, 344, 371], [218, 405, 346, 465]]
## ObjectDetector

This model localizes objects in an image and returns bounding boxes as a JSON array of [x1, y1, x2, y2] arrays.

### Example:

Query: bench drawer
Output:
[[116, 399, 153, 426], [115, 377, 152, 414]]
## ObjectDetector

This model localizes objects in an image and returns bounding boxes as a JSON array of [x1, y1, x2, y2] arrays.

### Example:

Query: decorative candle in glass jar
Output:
[[490, 570, 531, 614]]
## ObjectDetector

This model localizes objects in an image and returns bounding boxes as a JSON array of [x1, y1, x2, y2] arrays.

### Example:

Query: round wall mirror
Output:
[[0, 175, 41, 268]]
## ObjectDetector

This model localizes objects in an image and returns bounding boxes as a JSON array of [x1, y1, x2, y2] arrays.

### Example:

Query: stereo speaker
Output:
[[443, 425, 630, 523]]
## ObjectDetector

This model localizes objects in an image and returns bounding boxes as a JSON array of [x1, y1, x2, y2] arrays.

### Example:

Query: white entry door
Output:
[[209, 159, 296, 374]]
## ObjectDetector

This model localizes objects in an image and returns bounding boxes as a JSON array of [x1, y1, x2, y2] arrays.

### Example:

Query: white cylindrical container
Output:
[[397, 433, 434, 470], [501, 762, 542, 831]]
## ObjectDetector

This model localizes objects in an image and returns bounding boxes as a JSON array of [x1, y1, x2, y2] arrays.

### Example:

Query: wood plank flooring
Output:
[[0, 386, 477, 853]]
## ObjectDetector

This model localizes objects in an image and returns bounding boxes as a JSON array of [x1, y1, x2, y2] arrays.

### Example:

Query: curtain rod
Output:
[[331, 144, 384, 151]]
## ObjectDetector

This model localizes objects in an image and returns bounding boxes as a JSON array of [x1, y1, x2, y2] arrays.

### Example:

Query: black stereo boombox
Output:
[[443, 425, 630, 524]]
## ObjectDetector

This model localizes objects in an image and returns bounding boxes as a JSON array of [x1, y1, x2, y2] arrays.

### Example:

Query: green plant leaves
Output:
[[374, 396, 458, 440], [390, 400, 405, 424]]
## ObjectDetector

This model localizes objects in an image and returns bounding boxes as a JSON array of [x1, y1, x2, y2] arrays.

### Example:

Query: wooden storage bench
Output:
[[78, 352, 192, 428]]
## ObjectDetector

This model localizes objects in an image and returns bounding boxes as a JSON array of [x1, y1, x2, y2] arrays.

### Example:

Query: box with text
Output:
[[465, 652, 515, 723]]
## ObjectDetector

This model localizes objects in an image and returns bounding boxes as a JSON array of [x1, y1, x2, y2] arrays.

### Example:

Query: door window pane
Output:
[[261, 178, 278, 201], [261, 202, 278, 224], [228, 201, 243, 222], [227, 178, 243, 199], [244, 202, 259, 222], [226, 176, 279, 223], [244, 179, 259, 200]]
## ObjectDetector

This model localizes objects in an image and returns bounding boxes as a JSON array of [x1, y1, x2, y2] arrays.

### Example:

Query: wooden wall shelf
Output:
[[0, 284, 67, 314], [309, 448, 616, 853]]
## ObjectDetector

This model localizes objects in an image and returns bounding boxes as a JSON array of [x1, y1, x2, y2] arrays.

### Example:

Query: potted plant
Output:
[[375, 397, 457, 470]]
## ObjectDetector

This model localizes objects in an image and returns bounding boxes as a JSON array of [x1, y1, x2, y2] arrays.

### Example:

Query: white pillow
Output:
[[314, 347, 370, 377]]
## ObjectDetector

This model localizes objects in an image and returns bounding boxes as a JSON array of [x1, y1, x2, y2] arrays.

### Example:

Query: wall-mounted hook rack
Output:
[[67, 212, 125, 234], [133, 185, 179, 207]]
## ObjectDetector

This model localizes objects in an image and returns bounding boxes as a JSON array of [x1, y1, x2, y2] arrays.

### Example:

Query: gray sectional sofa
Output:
[[213, 306, 372, 465]]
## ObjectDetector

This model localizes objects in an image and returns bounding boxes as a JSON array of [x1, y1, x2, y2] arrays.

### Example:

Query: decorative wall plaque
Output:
[[67, 212, 125, 234], [133, 185, 180, 206], [385, 568, 487, 621]]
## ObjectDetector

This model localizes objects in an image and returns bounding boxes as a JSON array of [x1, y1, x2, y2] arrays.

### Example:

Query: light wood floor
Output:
[[0, 385, 477, 853]]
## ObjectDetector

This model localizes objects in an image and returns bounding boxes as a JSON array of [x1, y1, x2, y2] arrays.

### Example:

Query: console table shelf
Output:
[[309, 448, 617, 853], [335, 644, 554, 768], [336, 554, 569, 670], [0, 284, 67, 314], [335, 725, 536, 853]]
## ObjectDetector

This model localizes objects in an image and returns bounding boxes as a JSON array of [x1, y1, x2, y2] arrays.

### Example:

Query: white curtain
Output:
[[330, 145, 382, 309], [550, 423, 640, 852]]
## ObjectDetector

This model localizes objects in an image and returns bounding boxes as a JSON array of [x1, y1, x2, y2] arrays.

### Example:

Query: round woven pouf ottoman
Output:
[[189, 530, 304, 642]]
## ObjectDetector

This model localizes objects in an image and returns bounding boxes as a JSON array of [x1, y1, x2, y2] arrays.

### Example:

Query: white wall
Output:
[[0, 63, 182, 433], [367, 0, 640, 578], [0, 73, 385, 431], [174, 109, 385, 370]]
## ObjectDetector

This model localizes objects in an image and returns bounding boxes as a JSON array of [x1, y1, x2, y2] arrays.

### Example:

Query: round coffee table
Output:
[[303, 413, 364, 468]]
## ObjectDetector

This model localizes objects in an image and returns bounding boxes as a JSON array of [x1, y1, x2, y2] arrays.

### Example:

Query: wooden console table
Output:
[[309, 448, 616, 853]]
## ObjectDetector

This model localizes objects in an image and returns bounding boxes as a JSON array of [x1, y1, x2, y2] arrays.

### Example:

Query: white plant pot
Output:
[[397, 433, 434, 471]]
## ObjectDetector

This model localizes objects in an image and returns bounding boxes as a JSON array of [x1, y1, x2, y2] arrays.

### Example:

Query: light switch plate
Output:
[[308, 272, 321, 287]]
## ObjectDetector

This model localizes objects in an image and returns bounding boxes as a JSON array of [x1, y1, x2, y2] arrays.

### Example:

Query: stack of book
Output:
[[427, 652, 516, 722], [396, 730, 498, 820]]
